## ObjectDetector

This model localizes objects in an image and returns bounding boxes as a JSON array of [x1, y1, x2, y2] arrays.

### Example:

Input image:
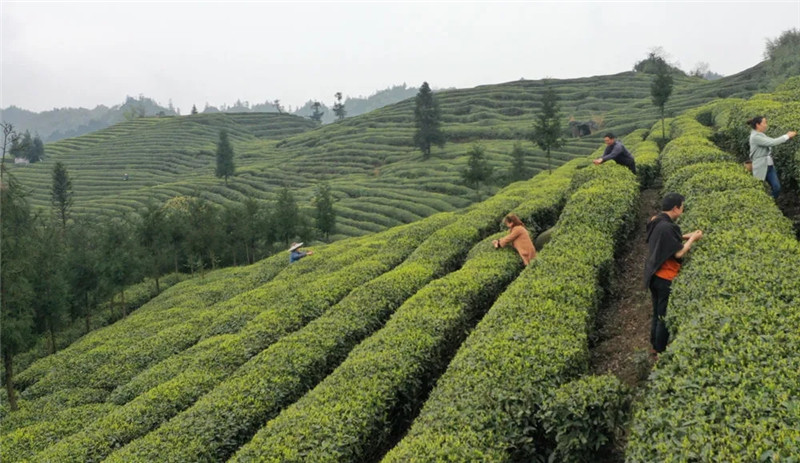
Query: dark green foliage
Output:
[[314, 182, 336, 241], [333, 92, 346, 121], [537, 375, 630, 462], [413, 82, 445, 159], [274, 187, 300, 246], [652, 60, 674, 139], [136, 202, 171, 293], [30, 225, 70, 356], [214, 129, 235, 184], [309, 101, 325, 124], [509, 141, 529, 181], [98, 216, 144, 316], [0, 170, 37, 410], [764, 28, 800, 90], [531, 85, 564, 171], [462, 144, 493, 194], [50, 161, 73, 231]]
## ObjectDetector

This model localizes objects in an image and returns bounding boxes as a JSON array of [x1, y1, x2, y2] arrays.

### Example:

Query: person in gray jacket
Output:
[[747, 116, 796, 199]]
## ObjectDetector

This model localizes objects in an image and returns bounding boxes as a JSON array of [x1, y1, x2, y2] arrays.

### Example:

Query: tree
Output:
[[531, 85, 564, 172], [97, 217, 142, 317], [651, 59, 674, 139], [30, 224, 70, 355], [0, 171, 37, 410], [462, 144, 493, 195], [184, 197, 222, 275], [10, 130, 31, 161], [51, 161, 73, 232], [274, 187, 300, 246], [333, 92, 346, 121], [215, 130, 235, 184], [509, 141, 529, 181], [309, 101, 324, 124], [1, 122, 18, 178], [191, 104, 198, 115], [136, 202, 170, 293], [314, 183, 336, 241], [764, 28, 800, 89], [66, 220, 103, 333], [31, 134, 45, 162], [413, 82, 445, 159], [273, 99, 284, 114]]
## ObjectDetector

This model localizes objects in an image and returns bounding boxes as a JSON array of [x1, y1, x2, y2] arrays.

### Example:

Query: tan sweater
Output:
[[499, 225, 536, 265]]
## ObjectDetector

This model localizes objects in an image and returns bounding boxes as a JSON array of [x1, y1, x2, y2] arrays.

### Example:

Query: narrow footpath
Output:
[[589, 187, 660, 387]]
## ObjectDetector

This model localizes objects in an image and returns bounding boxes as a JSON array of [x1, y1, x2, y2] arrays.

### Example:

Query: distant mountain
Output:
[[1, 85, 420, 143], [0, 95, 177, 142]]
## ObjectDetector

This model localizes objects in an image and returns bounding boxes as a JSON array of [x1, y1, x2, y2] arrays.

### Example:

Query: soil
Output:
[[590, 188, 660, 387]]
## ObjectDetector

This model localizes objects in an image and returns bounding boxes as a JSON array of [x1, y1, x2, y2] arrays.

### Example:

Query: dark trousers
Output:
[[649, 276, 672, 353], [765, 165, 781, 199]]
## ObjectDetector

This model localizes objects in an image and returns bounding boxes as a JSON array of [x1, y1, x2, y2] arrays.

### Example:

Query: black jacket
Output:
[[643, 213, 684, 287]]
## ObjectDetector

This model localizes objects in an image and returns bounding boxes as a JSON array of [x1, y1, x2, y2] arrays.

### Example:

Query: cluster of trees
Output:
[[413, 81, 565, 193], [1, 146, 336, 408], [8, 130, 45, 163]]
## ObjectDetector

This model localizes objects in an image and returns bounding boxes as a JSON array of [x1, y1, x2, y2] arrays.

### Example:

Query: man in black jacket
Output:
[[643, 193, 703, 354]]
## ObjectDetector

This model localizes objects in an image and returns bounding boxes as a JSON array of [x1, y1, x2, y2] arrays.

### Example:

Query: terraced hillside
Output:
[[8, 64, 766, 241], [3, 74, 799, 461]]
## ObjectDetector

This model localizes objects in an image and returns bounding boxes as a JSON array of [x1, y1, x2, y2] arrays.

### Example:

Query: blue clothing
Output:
[[765, 165, 781, 199], [601, 141, 636, 173], [290, 250, 308, 263]]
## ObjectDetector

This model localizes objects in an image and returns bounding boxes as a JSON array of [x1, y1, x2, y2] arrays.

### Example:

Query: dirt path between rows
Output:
[[590, 187, 660, 387]]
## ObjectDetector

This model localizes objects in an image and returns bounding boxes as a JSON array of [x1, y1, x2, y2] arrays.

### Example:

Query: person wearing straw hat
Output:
[[289, 242, 313, 263]]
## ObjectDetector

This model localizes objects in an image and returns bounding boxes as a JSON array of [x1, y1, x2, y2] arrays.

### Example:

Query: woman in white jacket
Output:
[[747, 116, 796, 199]]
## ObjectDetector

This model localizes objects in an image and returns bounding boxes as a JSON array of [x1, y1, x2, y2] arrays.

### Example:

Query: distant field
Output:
[[7, 64, 766, 240]]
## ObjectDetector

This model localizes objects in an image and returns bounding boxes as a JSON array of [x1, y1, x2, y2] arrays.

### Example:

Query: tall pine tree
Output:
[[413, 82, 445, 159], [531, 85, 564, 172], [314, 183, 336, 241], [51, 161, 73, 232], [215, 130, 235, 185], [275, 187, 300, 246], [462, 144, 493, 195], [0, 170, 37, 410]]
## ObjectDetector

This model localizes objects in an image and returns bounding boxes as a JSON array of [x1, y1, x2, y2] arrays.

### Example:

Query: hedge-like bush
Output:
[[537, 375, 630, 462], [108, 161, 578, 463], [626, 111, 800, 461], [381, 164, 638, 462], [31, 216, 451, 463]]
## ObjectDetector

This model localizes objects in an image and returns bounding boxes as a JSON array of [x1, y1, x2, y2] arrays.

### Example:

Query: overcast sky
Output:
[[2, 1, 799, 114]]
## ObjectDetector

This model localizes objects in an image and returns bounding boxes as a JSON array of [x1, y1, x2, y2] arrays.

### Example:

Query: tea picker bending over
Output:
[[289, 242, 313, 263], [493, 214, 536, 265]]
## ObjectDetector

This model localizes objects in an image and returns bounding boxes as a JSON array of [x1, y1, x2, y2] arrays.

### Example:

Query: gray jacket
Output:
[[749, 130, 789, 180]]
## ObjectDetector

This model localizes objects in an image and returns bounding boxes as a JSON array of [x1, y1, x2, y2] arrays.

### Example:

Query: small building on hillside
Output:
[[14, 157, 30, 166]]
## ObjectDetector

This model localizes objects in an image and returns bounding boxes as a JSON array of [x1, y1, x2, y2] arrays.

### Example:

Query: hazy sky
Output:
[[2, 1, 799, 114]]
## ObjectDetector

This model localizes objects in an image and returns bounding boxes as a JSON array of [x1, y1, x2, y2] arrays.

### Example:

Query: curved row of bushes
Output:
[[626, 107, 800, 461], [383, 162, 639, 462], [106, 167, 573, 462], [224, 161, 585, 462], [22, 215, 453, 463]]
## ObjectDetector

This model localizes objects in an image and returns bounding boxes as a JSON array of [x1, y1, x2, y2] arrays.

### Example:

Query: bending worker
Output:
[[593, 132, 636, 174], [493, 214, 536, 265]]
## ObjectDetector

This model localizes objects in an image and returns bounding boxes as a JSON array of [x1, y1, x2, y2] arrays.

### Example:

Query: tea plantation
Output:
[[7, 63, 765, 241], [2, 70, 799, 461]]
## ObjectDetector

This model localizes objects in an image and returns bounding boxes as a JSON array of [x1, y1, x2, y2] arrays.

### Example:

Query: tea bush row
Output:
[[383, 163, 638, 462], [626, 111, 800, 461]]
